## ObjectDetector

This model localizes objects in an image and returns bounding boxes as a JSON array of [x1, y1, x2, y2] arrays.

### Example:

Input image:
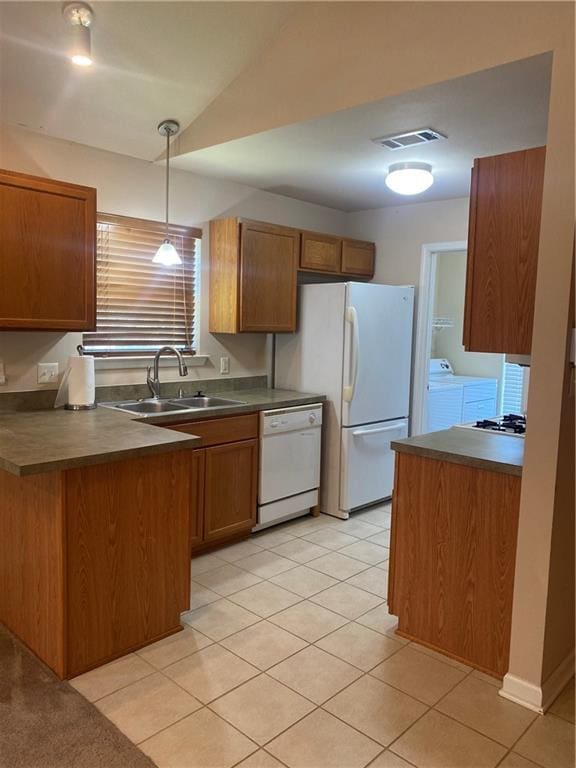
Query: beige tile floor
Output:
[[70, 504, 575, 768]]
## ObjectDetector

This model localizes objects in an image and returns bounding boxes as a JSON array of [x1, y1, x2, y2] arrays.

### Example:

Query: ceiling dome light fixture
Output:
[[153, 119, 182, 267], [385, 162, 434, 195], [62, 2, 94, 67]]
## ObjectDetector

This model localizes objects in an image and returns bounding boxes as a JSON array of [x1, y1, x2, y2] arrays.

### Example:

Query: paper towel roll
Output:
[[67, 355, 95, 407]]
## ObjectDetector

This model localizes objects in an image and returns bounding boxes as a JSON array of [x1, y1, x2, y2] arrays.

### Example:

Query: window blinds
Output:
[[83, 213, 200, 356], [502, 363, 527, 414]]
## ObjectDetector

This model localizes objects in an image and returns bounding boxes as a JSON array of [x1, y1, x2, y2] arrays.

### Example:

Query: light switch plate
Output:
[[220, 356, 230, 375], [37, 362, 59, 384]]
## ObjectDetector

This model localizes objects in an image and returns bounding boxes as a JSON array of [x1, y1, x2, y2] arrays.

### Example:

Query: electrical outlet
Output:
[[220, 356, 230, 375], [0, 359, 6, 385], [37, 362, 59, 384]]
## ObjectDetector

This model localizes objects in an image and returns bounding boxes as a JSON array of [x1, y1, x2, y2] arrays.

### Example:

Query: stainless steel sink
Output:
[[169, 396, 246, 408], [100, 394, 246, 415], [103, 400, 190, 415]]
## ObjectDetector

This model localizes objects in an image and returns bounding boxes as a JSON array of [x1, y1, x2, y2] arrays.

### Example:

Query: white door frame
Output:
[[411, 240, 467, 436]]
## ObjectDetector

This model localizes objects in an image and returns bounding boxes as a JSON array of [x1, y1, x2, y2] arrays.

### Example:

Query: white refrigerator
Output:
[[275, 282, 414, 519]]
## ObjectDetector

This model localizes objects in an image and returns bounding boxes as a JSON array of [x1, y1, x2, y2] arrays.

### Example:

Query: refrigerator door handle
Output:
[[343, 306, 359, 402], [352, 424, 405, 437]]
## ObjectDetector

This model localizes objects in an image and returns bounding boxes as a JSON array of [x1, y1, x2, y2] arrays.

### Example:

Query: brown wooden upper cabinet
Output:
[[341, 239, 376, 277], [0, 169, 96, 331], [463, 146, 546, 355], [209, 218, 299, 333], [300, 231, 342, 272], [210, 217, 375, 333]]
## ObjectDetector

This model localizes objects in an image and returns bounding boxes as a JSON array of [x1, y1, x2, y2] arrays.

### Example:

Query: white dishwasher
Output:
[[254, 403, 323, 531]]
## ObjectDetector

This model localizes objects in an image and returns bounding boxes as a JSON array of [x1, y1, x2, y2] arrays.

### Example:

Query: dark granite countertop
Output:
[[391, 427, 523, 476], [0, 388, 325, 477]]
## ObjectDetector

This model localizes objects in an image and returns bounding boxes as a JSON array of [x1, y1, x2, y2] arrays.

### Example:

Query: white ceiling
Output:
[[172, 54, 552, 211], [0, 1, 295, 159]]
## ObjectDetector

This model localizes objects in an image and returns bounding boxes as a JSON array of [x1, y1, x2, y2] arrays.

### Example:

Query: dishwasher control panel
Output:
[[261, 404, 323, 435]]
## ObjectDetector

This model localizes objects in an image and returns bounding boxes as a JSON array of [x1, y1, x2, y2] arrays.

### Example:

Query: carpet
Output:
[[0, 624, 156, 768]]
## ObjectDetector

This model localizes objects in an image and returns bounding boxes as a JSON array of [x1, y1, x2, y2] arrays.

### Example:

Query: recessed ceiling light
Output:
[[385, 162, 434, 195], [62, 2, 94, 67]]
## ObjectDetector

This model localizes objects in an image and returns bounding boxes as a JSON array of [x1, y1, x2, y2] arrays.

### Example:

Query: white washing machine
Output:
[[427, 359, 498, 432]]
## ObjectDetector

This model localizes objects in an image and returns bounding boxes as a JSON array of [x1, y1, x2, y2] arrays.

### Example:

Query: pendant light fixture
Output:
[[153, 119, 182, 266]]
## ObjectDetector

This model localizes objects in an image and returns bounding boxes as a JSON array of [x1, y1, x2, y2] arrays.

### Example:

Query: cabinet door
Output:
[[463, 147, 545, 355], [190, 450, 205, 553], [300, 232, 341, 272], [239, 222, 299, 332], [0, 170, 96, 330], [341, 240, 375, 277], [203, 439, 258, 543]]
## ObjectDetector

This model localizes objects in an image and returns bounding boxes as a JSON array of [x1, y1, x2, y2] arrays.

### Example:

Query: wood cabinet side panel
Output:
[[0, 470, 66, 677], [465, 147, 545, 354], [392, 453, 521, 676], [209, 218, 240, 333], [190, 450, 205, 554], [65, 452, 191, 677], [203, 439, 258, 542]]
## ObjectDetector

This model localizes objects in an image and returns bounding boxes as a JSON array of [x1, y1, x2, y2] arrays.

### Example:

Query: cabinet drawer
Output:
[[300, 232, 341, 272], [167, 413, 258, 447], [462, 398, 498, 423], [341, 240, 375, 277]]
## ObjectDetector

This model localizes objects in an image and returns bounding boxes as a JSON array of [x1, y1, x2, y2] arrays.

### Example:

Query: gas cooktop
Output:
[[456, 413, 526, 437]]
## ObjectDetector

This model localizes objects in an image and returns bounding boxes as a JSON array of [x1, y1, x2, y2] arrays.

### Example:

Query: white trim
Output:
[[411, 240, 467, 435], [94, 354, 209, 371], [499, 673, 545, 713], [499, 648, 575, 713]]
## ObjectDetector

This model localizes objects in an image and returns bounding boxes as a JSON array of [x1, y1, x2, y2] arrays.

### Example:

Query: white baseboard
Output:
[[499, 648, 575, 713]]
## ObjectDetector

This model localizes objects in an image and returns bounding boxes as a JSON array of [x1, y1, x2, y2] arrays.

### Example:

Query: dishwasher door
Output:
[[259, 404, 323, 505]]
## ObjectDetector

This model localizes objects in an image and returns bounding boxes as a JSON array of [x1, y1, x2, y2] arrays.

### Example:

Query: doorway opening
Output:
[[411, 241, 529, 435]]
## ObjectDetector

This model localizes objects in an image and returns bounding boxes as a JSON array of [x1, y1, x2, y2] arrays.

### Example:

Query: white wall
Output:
[[432, 250, 504, 403], [0, 126, 347, 392], [346, 197, 470, 288]]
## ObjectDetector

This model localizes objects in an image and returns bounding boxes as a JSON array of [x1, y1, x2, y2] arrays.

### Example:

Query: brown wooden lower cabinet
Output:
[[388, 452, 521, 677], [167, 413, 259, 553], [0, 451, 191, 679]]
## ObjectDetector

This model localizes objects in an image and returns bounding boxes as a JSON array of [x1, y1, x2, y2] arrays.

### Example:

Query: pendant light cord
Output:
[[165, 128, 171, 241]]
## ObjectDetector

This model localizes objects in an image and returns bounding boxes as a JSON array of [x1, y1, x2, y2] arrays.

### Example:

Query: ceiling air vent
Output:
[[371, 128, 447, 150]]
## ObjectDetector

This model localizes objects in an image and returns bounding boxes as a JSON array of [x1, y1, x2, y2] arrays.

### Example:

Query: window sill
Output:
[[93, 354, 210, 371]]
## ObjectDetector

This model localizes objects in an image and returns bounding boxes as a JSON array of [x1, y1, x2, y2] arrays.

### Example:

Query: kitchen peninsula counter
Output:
[[391, 427, 523, 476], [0, 388, 324, 476], [0, 387, 324, 680], [389, 427, 523, 677]]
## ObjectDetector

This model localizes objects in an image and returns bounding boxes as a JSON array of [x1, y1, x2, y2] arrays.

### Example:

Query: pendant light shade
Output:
[[153, 240, 181, 266], [154, 119, 182, 266]]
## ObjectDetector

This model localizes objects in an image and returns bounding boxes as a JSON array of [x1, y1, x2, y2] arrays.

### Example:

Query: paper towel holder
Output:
[[65, 402, 97, 411]]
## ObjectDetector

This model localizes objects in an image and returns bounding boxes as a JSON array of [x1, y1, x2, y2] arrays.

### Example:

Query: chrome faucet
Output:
[[147, 346, 188, 399]]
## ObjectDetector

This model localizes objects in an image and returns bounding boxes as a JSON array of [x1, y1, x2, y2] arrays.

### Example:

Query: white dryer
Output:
[[427, 359, 498, 432]]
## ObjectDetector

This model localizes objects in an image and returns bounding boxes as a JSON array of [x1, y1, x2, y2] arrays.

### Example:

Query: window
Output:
[[502, 363, 529, 414], [83, 213, 201, 356]]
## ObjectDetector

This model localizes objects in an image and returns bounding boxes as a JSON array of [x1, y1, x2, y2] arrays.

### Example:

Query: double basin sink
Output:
[[101, 395, 247, 416]]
